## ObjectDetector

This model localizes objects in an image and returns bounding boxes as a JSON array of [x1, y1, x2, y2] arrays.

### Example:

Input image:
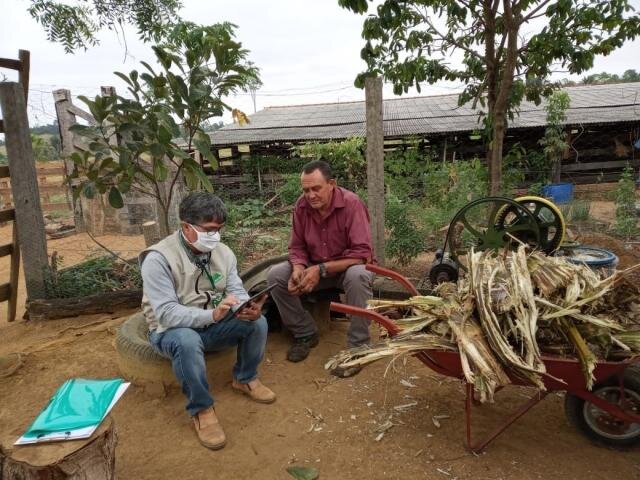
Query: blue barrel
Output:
[[542, 183, 574, 204]]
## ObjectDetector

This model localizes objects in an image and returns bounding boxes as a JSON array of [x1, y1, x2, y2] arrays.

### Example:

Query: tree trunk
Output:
[[489, 112, 506, 195], [157, 202, 171, 238], [0, 416, 116, 479], [26, 290, 142, 320], [551, 159, 562, 183]]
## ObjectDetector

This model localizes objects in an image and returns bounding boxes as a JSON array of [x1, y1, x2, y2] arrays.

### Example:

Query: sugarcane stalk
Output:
[[561, 319, 596, 389]]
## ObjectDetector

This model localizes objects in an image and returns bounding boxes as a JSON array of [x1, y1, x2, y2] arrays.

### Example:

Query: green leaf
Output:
[[118, 177, 132, 194], [193, 131, 216, 165], [83, 182, 96, 199], [114, 71, 133, 87], [149, 143, 166, 159], [153, 159, 168, 181], [108, 186, 124, 209], [158, 125, 172, 144], [286, 466, 319, 480]]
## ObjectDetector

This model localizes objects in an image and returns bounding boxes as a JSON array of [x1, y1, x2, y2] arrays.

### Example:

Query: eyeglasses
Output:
[[187, 222, 224, 234]]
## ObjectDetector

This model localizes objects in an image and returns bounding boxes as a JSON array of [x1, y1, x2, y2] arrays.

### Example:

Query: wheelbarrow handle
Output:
[[329, 302, 402, 336], [365, 264, 420, 296]]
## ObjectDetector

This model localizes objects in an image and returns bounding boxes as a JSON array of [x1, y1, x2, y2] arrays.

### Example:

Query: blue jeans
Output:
[[149, 316, 268, 416]]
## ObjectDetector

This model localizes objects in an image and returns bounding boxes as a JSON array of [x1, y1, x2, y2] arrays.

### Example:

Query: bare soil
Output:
[[1, 204, 639, 480]]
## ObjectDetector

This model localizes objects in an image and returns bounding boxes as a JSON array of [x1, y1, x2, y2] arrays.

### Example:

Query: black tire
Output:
[[239, 254, 289, 284], [240, 254, 288, 332], [115, 312, 165, 363], [564, 365, 640, 448], [115, 312, 236, 385]]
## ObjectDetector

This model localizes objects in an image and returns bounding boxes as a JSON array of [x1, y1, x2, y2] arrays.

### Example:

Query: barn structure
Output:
[[210, 82, 640, 184]]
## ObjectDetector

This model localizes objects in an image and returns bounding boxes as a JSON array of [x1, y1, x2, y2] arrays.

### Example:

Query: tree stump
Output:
[[0, 415, 117, 479], [142, 220, 160, 247]]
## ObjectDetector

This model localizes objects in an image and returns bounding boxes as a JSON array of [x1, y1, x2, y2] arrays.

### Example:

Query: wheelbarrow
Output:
[[330, 264, 640, 452]]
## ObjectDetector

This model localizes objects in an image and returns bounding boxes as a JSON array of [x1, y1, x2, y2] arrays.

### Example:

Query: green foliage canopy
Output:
[[339, 0, 640, 194], [70, 21, 259, 236], [27, 0, 181, 52]]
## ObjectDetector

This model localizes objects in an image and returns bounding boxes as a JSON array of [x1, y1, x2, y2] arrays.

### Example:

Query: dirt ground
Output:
[[1, 203, 639, 479]]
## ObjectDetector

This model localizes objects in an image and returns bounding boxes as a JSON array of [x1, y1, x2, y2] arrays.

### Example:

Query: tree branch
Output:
[[420, 13, 485, 62], [521, 0, 552, 24]]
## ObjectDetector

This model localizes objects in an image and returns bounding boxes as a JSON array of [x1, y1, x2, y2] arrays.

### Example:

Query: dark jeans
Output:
[[149, 316, 268, 416]]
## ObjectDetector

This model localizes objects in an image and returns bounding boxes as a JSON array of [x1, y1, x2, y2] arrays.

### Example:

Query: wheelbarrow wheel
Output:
[[564, 365, 640, 448]]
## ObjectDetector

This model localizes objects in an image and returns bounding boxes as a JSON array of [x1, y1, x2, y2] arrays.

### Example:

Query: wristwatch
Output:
[[318, 263, 328, 278]]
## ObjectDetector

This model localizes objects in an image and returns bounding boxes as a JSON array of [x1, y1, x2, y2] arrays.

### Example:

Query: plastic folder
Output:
[[15, 378, 129, 445]]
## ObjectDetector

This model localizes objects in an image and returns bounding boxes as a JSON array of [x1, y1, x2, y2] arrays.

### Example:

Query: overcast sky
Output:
[[1, 0, 639, 127]]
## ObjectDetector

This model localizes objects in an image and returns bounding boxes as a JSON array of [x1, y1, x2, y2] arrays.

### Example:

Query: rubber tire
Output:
[[115, 312, 235, 386], [564, 365, 640, 448], [565, 246, 619, 267], [240, 254, 289, 332]]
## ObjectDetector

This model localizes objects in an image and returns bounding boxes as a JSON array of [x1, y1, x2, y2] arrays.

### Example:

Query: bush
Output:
[[277, 173, 302, 205], [559, 200, 591, 223], [385, 195, 425, 265], [613, 164, 639, 238], [294, 137, 366, 191], [45, 256, 141, 299]]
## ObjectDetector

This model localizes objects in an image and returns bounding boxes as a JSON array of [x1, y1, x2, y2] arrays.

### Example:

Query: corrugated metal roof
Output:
[[211, 82, 640, 146]]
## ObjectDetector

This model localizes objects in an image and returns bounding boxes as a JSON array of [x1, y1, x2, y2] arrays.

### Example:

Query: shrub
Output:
[[613, 164, 639, 238], [277, 173, 302, 205], [385, 195, 425, 265], [45, 256, 141, 299]]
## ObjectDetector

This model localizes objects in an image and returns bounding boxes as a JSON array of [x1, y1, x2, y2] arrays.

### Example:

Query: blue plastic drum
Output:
[[542, 183, 574, 204]]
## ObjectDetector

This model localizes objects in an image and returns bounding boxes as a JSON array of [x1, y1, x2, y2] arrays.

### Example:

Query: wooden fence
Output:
[[0, 163, 71, 213], [0, 49, 51, 320]]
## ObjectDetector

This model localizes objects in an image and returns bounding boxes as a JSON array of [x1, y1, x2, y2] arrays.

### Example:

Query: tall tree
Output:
[[70, 22, 259, 236], [27, 0, 181, 52], [339, 0, 640, 194]]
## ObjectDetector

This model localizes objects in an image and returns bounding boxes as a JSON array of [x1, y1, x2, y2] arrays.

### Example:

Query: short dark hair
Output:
[[179, 191, 227, 225], [302, 160, 334, 180]]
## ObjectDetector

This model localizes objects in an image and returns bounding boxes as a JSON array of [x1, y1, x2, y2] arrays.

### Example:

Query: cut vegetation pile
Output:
[[326, 246, 640, 402]]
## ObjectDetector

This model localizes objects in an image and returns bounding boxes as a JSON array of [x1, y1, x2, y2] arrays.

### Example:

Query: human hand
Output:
[[236, 293, 268, 321], [297, 265, 320, 294], [288, 265, 306, 295], [212, 295, 239, 322]]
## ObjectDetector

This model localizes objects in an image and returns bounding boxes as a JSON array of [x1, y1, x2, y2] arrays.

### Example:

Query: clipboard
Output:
[[220, 284, 276, 322], [15, 379, 130, 445]]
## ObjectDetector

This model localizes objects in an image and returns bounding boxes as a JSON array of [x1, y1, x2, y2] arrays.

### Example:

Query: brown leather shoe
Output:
[[193, 407, 226, 450], [232, 378, 276, 404]]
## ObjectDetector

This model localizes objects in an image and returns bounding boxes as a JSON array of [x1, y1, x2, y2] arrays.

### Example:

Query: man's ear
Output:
[[181, 222, 192, 241], [329, 178, 337, 187]]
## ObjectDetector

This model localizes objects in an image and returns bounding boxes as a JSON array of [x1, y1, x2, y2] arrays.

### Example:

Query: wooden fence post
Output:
[[0, 82, 50, 299], [53, 89, 85, 231], [365, 76, 385, 266]]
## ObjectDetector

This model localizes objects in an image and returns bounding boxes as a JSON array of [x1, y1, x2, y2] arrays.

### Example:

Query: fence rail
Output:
[[0, 163, 71, 213]]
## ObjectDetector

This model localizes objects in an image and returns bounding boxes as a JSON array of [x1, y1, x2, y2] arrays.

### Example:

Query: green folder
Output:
[[22, 378, 124, 439]]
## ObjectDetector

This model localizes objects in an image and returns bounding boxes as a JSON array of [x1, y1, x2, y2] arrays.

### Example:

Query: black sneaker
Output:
[[287, 333, 320, 362]]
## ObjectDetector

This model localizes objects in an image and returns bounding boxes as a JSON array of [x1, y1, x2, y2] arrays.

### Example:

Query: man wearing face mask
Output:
[[139, 191, 275, 451]]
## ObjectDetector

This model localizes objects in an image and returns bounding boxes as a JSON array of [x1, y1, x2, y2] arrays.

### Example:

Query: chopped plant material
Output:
[[326, 246, 640, 400], [45, 255, 141, 299]]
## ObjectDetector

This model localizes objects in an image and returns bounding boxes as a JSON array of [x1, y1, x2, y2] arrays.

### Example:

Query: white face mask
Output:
[[187, 224, 221, 252]]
